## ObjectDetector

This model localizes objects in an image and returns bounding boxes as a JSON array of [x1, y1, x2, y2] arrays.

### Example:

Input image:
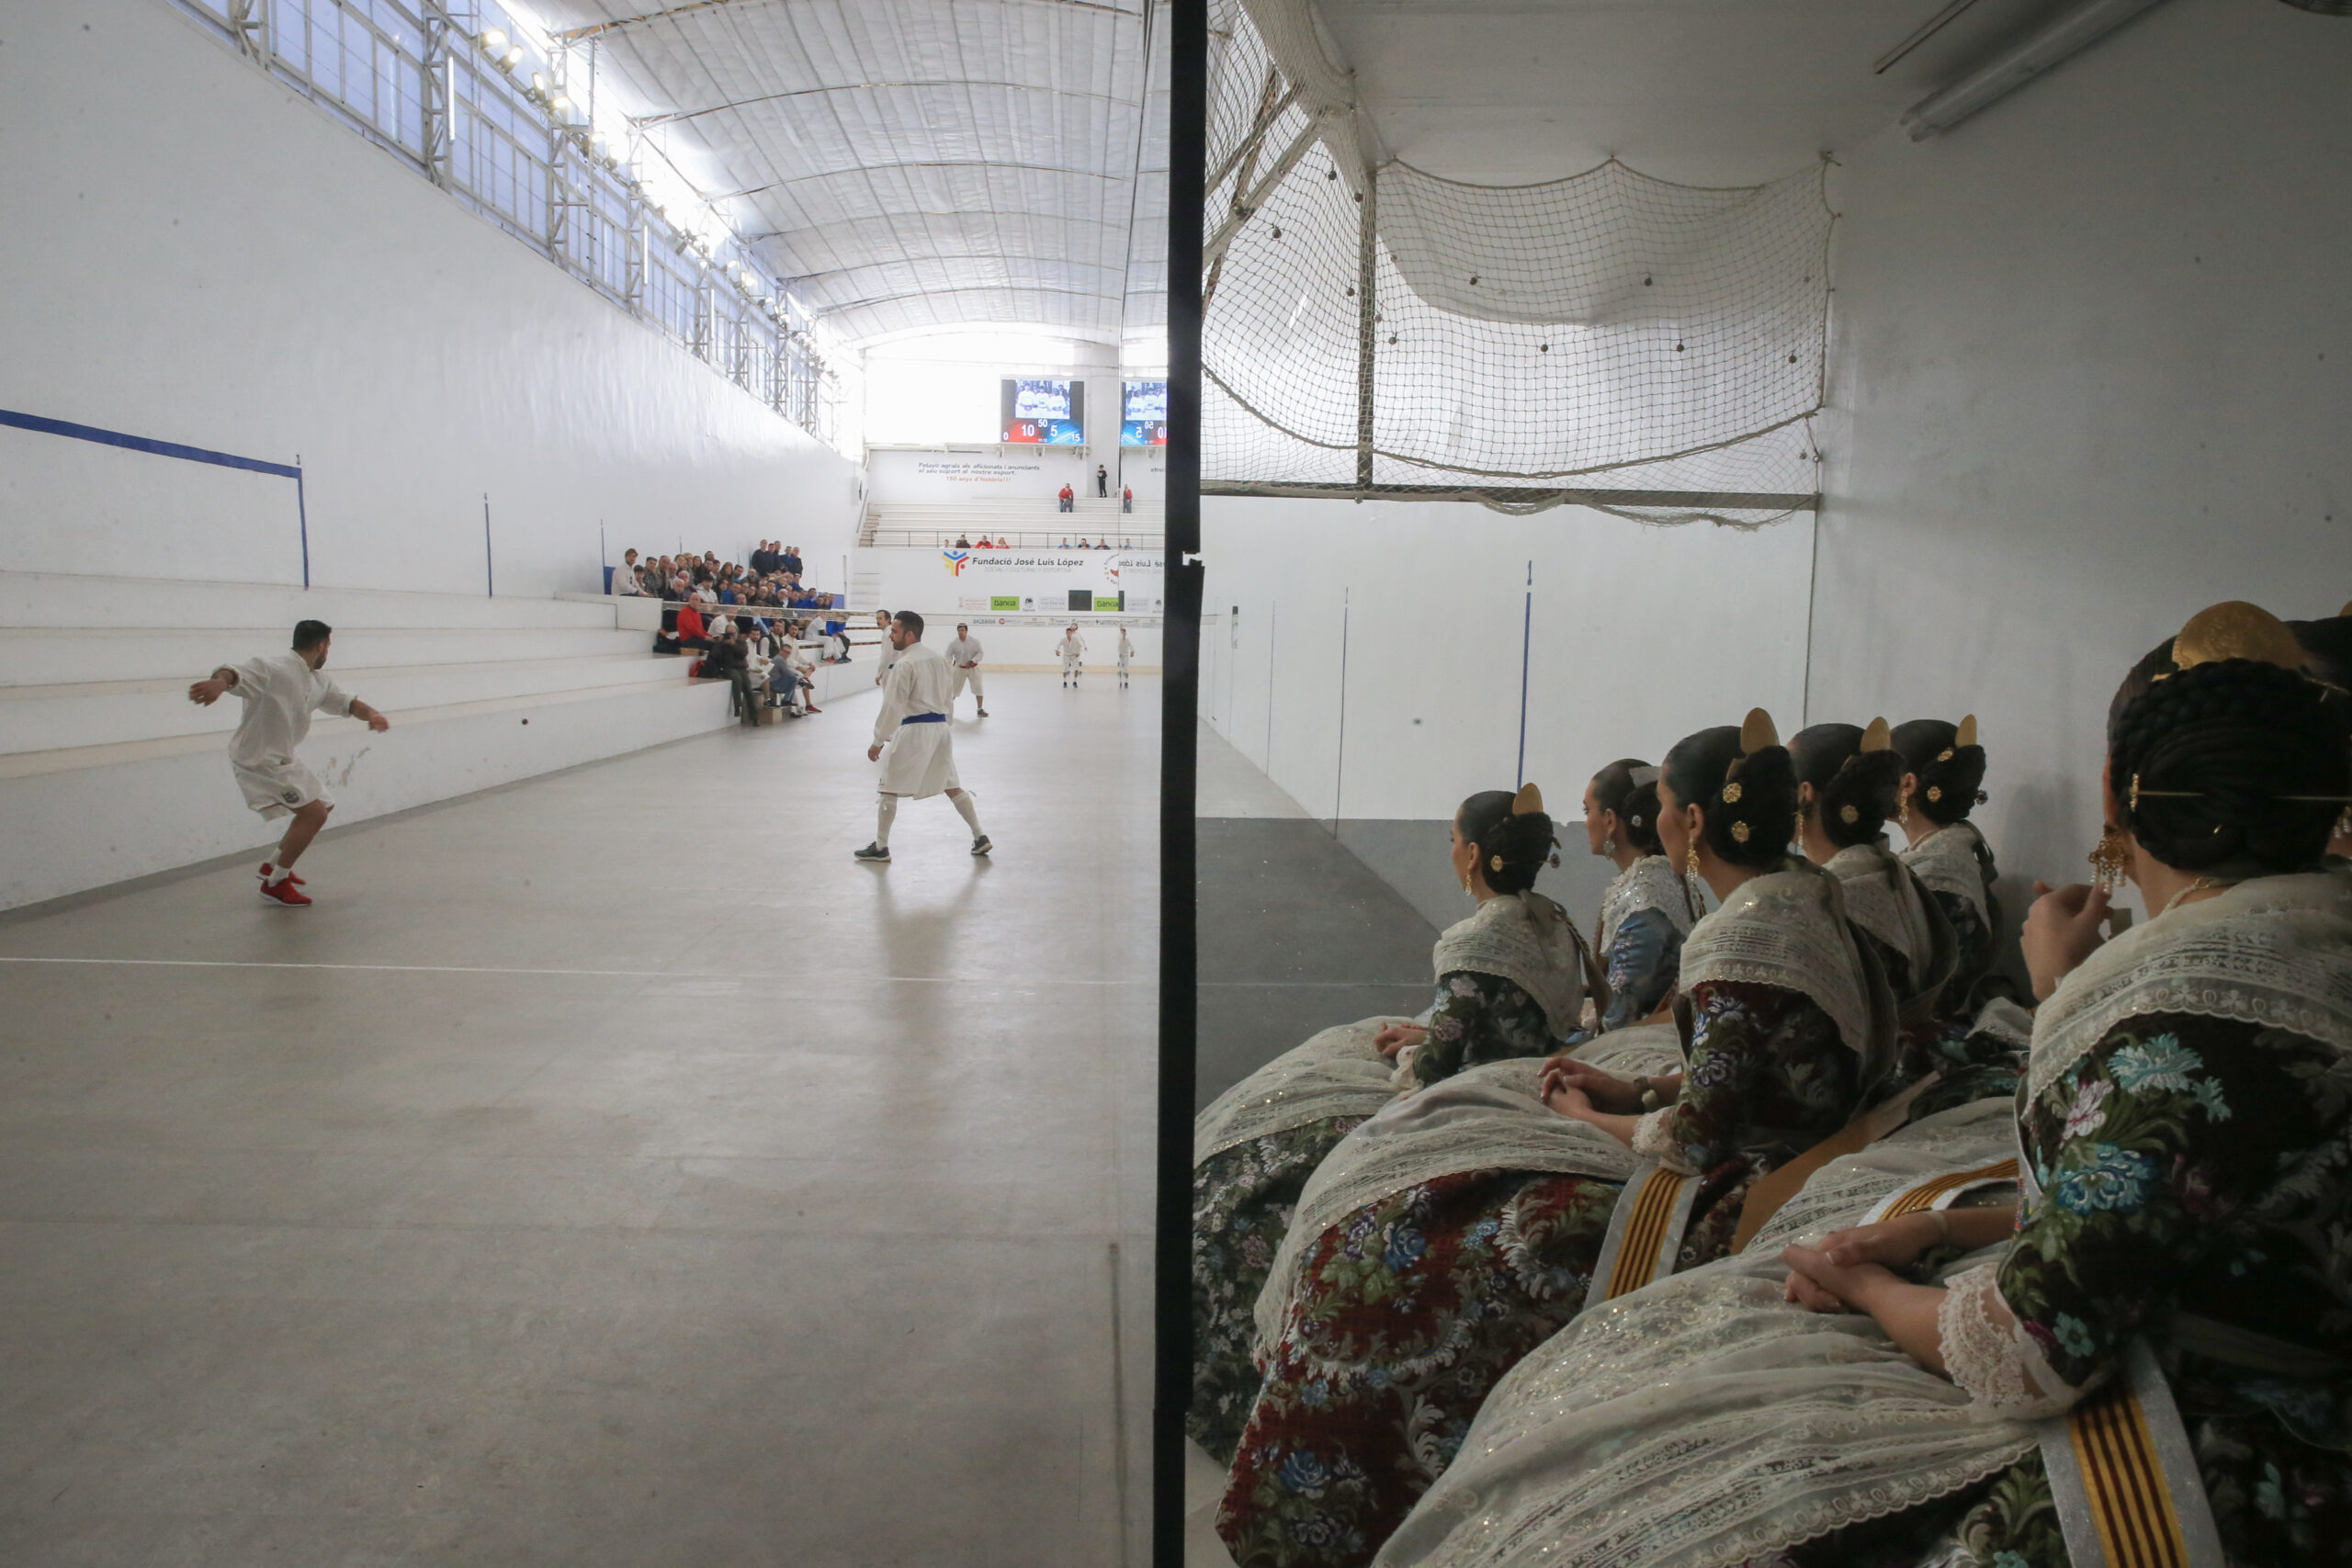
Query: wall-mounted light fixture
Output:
[[1901, 0, 2173, 139]]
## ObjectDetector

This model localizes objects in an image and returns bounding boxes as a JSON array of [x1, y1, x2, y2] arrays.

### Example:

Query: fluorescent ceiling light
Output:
[[1902, 0, 2174, 139]]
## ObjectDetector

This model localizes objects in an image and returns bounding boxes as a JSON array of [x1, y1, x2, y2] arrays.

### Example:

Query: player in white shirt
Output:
[[856, 612, 989, 863], [944, 624, 988, 717], [1116, 627, 1134, 689], [1057, 626, 1087, 687], [186, 619, 390, 906], [872, 608, 899, 686]]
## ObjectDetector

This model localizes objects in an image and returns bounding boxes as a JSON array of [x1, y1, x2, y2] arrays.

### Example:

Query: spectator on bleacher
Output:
[[1122, 486, 1133, 513], [1058, 484, 1075, 513], [1060, 536, 1073, 548], [698, 626, 760, 728], [1096, 464, 1108, 498], [674, 601, 711, 651], [976, 536, 994, 549], [614, 548, 645, 594], [781, 544, 803, 578], [955, 535, 971, 548], [751, 541, 777, 575], [772, 636, 820, 715]]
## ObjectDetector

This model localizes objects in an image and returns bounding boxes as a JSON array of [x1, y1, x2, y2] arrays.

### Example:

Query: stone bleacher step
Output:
[[0, 625, 651, 686], [0, 671, 717, 783], [0, 570, 625, 632], [0, 652, 690, 755]]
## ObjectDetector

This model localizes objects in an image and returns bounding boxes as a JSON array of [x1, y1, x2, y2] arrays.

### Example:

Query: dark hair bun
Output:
[[1589, 758, 1666, 855], [1791, 723, 1905, 848], [1662, 725, 1798, 871], [2111, 658, 2348, 874], [1708, 744, 1799, 868], [1890, 718, 1987, 826], [1458, 789, 1558, 895]]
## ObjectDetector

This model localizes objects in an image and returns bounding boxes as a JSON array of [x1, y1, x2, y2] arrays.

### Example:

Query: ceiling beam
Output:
[[553, 0, 1141, 43], [714, 161, 1131, 201], [634, 79, 1133, 129]]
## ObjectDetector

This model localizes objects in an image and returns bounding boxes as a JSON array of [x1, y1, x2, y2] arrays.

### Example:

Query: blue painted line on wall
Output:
[[0, 408, 301, 479]]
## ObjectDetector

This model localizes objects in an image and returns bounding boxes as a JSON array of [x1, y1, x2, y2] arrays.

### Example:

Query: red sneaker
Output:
[[257, 863, 306, 886], [258, 877, 313, 906]]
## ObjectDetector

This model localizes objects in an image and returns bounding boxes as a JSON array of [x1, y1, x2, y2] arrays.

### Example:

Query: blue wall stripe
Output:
[[0, 409, 301, 480]]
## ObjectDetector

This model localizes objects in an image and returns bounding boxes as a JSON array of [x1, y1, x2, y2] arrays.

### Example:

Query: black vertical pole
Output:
[[1155, 0, 1204, 1562], [483, 493, 494, 598], [1516, 558, 1532, 784]]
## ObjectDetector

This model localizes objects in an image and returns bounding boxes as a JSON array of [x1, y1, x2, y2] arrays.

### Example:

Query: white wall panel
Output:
[[1811, 0, 2352, 895], [0, 0, 859, 600], [1199, 497, 1816, 823]]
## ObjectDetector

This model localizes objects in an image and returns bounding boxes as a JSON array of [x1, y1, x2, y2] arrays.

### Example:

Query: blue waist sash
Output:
[[900, 711, 947, 725]]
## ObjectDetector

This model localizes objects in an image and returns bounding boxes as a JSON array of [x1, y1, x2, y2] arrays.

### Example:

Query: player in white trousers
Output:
[[871, 608, 899, 686], [1116, 627, 1134, 689], [186, 618, 392, 907], [856, 611, 990, 863], [1057, 626, 1087, 687], [945, 623, 988, 717]]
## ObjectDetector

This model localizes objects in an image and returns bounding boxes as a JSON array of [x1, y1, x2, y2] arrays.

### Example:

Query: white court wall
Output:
[[0, 0, 860, 599], [1199, 496, 1815, 922], [865, 447, 1099, 503], [1809, 0, 2352, 897]]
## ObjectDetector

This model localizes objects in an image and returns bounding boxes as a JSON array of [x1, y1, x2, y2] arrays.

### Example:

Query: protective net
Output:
[[1204, 0, 1832, 526]]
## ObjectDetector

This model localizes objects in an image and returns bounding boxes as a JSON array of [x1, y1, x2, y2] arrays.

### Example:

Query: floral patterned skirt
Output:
[[1190, 1116, 1371, 1465], [1213, 1168, 1618, 1568], [1216, 1156, 1767, 1568], [1788, 1412, 2352, 1567]]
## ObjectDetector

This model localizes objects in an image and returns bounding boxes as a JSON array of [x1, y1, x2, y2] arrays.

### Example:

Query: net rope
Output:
[[1204, 0, 1832, 526]]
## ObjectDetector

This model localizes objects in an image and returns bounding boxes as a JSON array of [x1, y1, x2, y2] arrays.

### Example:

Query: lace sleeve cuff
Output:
[[1630, 1108, 1693, 1172], [1936, 1263, 2077, 1418]]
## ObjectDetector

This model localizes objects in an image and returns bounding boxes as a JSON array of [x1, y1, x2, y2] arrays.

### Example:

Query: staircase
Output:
[[0, 571, 739, 909]]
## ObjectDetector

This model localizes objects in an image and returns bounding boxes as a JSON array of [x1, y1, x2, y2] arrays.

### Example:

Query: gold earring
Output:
[[1600, 833, 1614, 856], [2088, 827, 2131, 893], [1684, 840, 1701, 878]]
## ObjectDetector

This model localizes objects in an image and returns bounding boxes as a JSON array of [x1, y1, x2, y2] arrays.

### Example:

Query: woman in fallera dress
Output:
[[1213, 714, 1889, 1568], [1186, 788, 1601, 1465], [1581, 760, 1704, 1032], [1377, 602, 2352, 1568]]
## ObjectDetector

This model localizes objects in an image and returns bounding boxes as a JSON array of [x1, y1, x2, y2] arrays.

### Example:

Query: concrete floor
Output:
[[1193, 725, 1439, 1110], [0, 672, 1157, 1567]]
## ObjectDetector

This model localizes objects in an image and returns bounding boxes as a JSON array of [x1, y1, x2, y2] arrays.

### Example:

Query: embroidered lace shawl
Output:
[[2026, 866, 2352, 1101], [1434, 889, 1596, 1038], [1597, 855, 1702, 955], [1250, 1022, 1687, 1346], [1681, 865, 1880, 1071], [1192, 1017, 1410, 1164], [1826, 841, 1935, 982], [1378, 1101, 2041, 1568], [1902, 820, 1991, 923]]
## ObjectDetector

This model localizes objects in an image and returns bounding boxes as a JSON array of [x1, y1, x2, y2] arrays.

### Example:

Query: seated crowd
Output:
[[614, 541, 845, 727], [950, 534, 1130, 550], [1190, 598, 2352, 1568]]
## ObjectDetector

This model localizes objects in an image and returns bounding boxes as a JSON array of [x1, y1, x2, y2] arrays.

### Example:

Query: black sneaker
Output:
[[853, 842, 891, 862], [977, 708, 989, 716], [971, 836, 993, 857]]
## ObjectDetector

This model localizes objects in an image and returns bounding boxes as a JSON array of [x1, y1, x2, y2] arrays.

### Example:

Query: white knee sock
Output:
[[950, 791, 982, 836], [875, 795, 898, 847]]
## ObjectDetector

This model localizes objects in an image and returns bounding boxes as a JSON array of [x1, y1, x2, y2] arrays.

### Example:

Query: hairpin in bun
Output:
[[1839, 804, 1859, 824]]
